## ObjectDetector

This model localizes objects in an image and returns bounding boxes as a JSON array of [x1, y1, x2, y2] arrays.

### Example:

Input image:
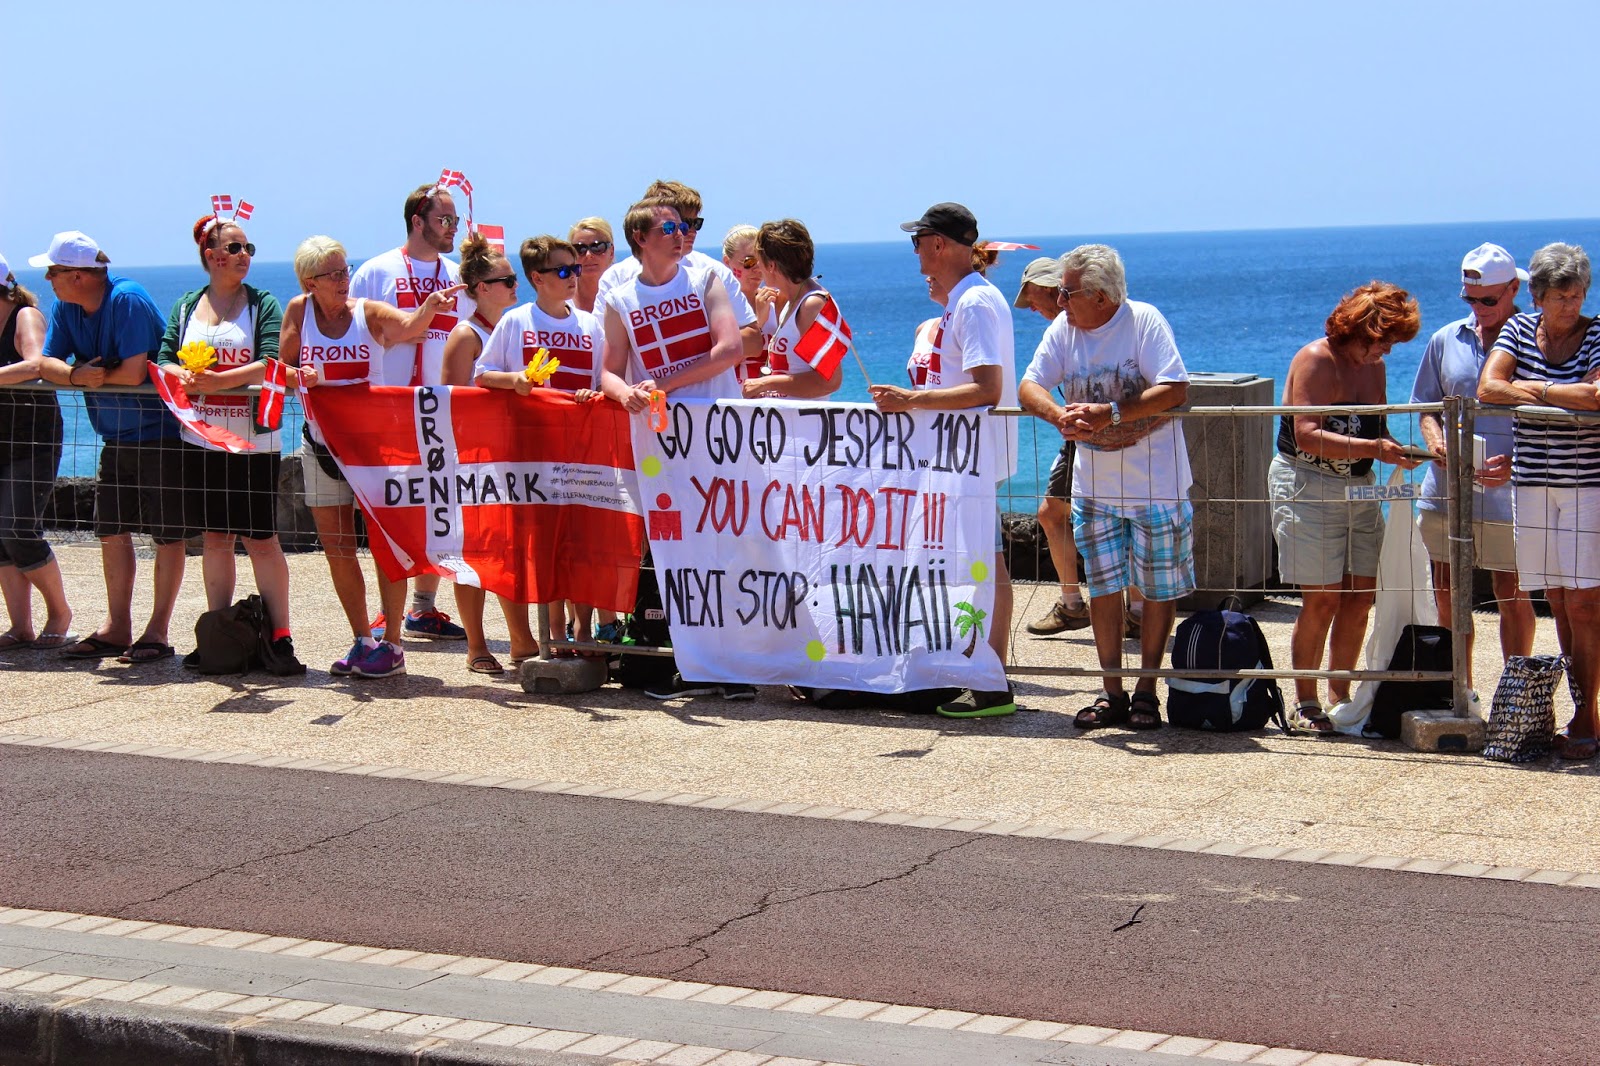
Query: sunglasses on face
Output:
[[678, 217, 705, 232], [44, 267, 84, 280], [480, 274, 518, 289], [1461, 293, 1501, 307], [657, 221, 695, 237], [573, 240, 612, 256], [535, 264, 583, 279], [736, 255, 759, 269], [312, 266, 351, 282], [429, 214, 461, 227], [222, 242, 256, 257], [1057, 286, 1093, 301]]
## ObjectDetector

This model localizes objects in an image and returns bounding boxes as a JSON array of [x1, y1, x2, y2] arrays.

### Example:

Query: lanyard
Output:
[[400, 249, 443, 387]]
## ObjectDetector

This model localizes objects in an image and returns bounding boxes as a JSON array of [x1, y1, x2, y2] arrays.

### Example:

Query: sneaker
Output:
[[645, 673, 722, 700], [353, 641, 406, 678], [721, 683, 756, 701], [936, 687, 1018, 719], [594, 620, 622, 644], [268, 636, 308, 677], [1026, 600, 1091, 635], [403, 609, 467, 640], [331, 640, 367, 677], [182, 649, 202, 671]]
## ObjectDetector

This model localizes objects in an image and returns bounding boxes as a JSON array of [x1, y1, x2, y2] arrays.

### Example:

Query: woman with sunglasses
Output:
[[743, 219, 844, 399], [156, 212, 300, 670], [722, 225, 778, 384], [568, 218, 615, 315], [477, 235, 607, 657], [281, 235, 463, 679], [436, 231, 541, 675]]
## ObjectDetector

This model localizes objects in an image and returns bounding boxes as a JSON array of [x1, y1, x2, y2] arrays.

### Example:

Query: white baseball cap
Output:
[[0, 252, 11, 283], [1460, 243, 1527, 288], [28, 230, 109, 269]]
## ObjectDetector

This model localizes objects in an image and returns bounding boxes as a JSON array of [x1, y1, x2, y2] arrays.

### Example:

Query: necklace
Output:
[[204, 285, 247, 327]]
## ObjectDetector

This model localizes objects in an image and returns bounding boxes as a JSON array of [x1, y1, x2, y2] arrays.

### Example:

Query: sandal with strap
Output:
[[1290, 699, 1335, 735], [1074, 691, 1131, 730], [1128, 690, 1164, 730]]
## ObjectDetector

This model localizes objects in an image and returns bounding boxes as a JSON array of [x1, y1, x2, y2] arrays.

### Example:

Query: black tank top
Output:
[[1276, 406, 1383, 478], [0, 306, 64, 443]]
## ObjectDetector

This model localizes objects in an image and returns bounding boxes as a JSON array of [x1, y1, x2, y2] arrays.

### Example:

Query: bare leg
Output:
[[1137, 597, 1178, 698], [376, 567, 407, 648], [1326, 574, 1376, 704], [242, 535, 292, 633], [1492, 569, 1535, 661], [1562, 587, 1600, 741], [497, 596, 538, 661], [1088, 590, 1127, 696], [1290, 584, 1342, 707], [455, 584, 490, 663], [139, 540, 188, 646], [95, 534, 137, 645], [26, 558, 72, 637], [989, 551, 1012, 666], [311, 505, 369, 639], [201, 532, 238, 612], [0, 563, 34, 640], [1430, 560, 1471, 687], [1038, 496, 1084, 608]]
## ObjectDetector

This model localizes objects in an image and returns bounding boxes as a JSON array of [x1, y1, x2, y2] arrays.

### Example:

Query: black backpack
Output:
[[193, 594, 305, 677], [1366, 624, 1453, 738], [615, 551, 677, 689], [1166, 597, 1288, 732]]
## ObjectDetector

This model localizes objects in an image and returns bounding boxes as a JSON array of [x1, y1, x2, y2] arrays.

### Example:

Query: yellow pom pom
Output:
[[523, 347, 561, 386], [177, 340, 217, 372]]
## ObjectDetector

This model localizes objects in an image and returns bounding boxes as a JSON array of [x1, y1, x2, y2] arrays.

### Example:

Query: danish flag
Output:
[[148, 363, 254, 454], [631, 305, 712, 376], [791, 295, 853, 379], [234, 201, 254, 222], [437, 169, 465, 189], [979, 241, 1040, 251], [302, 384, 644, 611], [476, 223, 505, 253], [255, 359, 286, 431], [211, 194, 233, 217]]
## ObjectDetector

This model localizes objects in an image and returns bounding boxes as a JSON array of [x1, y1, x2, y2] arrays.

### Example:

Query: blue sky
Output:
[[5, 0, 1594, 266]]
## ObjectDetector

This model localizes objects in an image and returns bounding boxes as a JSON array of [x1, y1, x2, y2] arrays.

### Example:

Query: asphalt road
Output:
[[2, 744, 1594, 1066]]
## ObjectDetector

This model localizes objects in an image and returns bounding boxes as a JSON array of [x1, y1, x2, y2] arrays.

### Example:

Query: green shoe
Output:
[[936, 688, 1017, 718]]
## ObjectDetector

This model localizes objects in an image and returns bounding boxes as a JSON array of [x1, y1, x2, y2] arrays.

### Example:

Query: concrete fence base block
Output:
[[519, 656, 608, 694], [1402, 709, 1486, 753]]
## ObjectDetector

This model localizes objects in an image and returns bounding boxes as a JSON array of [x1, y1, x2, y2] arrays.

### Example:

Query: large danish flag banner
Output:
[[148, 363, 254, 454], [303, 384, 645, 610]]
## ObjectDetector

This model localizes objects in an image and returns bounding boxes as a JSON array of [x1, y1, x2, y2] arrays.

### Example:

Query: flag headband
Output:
[[433, 169, 502, 252], [202, 194, 256, 239]]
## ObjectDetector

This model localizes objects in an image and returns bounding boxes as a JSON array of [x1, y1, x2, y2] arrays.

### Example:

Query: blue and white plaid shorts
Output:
[[1071, 497, 1195, 602]]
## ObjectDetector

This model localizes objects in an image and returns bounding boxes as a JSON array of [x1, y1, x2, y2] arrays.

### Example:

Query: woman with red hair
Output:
[[1270, 282, 1423, 732]]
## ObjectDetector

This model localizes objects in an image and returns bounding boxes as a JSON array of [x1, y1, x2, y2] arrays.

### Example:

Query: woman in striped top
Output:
[[1480, 242, 1600, 761]]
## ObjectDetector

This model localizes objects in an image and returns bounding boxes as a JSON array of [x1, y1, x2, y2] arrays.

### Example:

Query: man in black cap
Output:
[[871, 202, 1018, 719]]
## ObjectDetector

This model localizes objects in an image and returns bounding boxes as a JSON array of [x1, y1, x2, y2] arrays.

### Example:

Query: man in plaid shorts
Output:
[[1018, 245, 1193, 731]]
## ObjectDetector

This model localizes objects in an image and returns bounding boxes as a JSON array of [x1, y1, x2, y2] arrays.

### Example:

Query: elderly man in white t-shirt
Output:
[[870, 202, 1018, 720], [1018, 244, 1193, 732]]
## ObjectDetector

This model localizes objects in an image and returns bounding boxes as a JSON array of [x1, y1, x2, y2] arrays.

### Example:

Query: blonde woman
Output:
[[568, 217, 615, 314]]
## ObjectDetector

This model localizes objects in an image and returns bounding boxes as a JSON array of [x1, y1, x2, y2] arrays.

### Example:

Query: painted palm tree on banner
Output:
[[954, 601, 987, 659]]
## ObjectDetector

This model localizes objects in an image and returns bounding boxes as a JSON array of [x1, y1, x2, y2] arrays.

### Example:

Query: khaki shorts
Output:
[[1269, 455, 1383, 587], [1415, 508, 1517, 573], [298, 443, 354, 509]]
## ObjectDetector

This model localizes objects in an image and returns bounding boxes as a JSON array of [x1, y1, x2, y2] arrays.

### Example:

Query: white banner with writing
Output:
[[632, 398, 1006, 692]]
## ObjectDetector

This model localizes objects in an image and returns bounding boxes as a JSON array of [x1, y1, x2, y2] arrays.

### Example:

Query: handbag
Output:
[[1483, 654, 1568, 763]]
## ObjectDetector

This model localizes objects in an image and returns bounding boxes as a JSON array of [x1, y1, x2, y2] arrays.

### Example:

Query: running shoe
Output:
[[403, 609, 467, 640], [721, 683, 757, 701], [645, 673, 722, 700], [353, 641, 406, 678], [331, 640, 367, 677], [935, 687, 1018, 719]]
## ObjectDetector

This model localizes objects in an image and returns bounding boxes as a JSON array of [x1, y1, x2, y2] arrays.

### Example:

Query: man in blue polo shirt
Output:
[[1410, 242, 1536, 706], [34, 230, 194, 663]]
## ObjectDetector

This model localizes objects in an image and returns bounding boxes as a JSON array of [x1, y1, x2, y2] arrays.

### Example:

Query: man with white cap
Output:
[[870, 202, 1019, 719], [33, 231, 193, 663], [1409, 242, 1535, 701], [1014, 256, 1092, 636]]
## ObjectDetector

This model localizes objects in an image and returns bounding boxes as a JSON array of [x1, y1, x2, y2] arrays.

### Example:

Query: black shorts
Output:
[[193, 448, 281, 540], [0, 438, 63, 570], [1045, 440, 1076, 500], [93, 439, 200, 544]]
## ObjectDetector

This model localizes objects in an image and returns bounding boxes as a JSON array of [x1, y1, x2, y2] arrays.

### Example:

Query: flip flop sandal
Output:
[[118, 640, 174, 664], [0, 633, 34, 651], [1074, 691, 1131, 730], [1128, 691, 1165, 730], [1558, 733, 1599, 761], [61, 636, 128, 660], [30, 631, 80, 651], [467, 654, 505, 675]]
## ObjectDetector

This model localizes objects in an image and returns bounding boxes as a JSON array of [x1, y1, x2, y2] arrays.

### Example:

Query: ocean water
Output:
[[22, 218, 1599, 492]]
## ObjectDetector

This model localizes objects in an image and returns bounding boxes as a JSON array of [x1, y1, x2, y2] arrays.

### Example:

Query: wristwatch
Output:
[[1109, 401, 1122, 426]]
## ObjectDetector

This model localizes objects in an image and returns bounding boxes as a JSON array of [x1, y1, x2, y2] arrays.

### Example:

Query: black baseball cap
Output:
[[899, 202, 979, 246]]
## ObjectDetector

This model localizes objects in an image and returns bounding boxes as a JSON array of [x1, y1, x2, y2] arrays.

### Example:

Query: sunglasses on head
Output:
[[479, 274, 518, 289], [222, 241, 256, 257], [573, 240, 612, 256], [535, 264, 583, 279]]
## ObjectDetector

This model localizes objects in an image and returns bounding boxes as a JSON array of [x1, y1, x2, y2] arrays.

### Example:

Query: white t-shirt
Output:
[[1022, 299, 1192, 506], [475, 302, 606, 393], [181, 306, 281, 452], [348, 247, 474, 386], [596, 249, 757, 329], [914, 272, 1019, 477], [602, 263, 739, 400]]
